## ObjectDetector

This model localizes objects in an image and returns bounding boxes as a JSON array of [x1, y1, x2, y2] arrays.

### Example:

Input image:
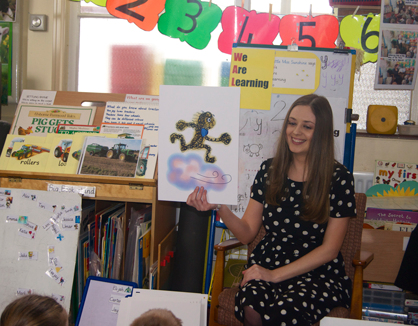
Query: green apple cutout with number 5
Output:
[[340, 13, 380, 64]]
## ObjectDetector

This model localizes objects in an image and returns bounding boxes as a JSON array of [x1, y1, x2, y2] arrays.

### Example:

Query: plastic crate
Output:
[[329, 0, 381, 6], [363, 288, 406, 313]]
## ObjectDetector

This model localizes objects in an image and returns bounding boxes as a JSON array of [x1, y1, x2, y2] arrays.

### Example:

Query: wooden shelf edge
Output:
[[0, 170, 157, 187]]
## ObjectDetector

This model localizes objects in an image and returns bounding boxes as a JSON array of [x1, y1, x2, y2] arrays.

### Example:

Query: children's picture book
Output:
[[78, 136, 142, 178], [6, 137, 51, 173], [100, 123, 144, 139], [10, 104, 97, 137], [374, 160, 418, 188], [102, 101, 159, 180], [158, 85, 240, 205], [0, 135, 25, 170], [57, 124, 101, 134], [384, 222, 416, 232], [64, 133, 88, 175], [45, 134, 75, 174], [366, 207, 418, 224]]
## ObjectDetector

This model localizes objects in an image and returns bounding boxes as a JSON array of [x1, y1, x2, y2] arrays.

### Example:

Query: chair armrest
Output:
[[214, 238, 243, 252], [353, 251, 374, 268], [210, 238, 244, 326], [350, 251, 374, 319]]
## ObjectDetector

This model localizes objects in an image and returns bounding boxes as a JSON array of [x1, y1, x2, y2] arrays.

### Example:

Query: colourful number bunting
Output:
[[70, 0, 107, 6], [218, 6, 280, 55], [106, 0, 166, 32], [158, 0, 222, 50], [340, 14, 380, 63], [280, 15, 339, 48]]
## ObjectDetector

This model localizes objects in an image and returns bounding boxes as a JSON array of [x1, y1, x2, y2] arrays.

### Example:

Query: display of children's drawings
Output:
[[158, 86, 240, 205]]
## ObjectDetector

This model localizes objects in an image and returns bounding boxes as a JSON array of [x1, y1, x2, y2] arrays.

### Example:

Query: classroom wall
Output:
[[20, 0, 418, 174], [354, 137, 418, 172]]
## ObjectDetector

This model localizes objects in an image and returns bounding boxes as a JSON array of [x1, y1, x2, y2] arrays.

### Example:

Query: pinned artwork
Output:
[[218, 6, 280, 55], [279, 14, 339, 48], [340, 14, 380, 64], [158, 0, 222, 50], [106, 0, 166, 31]]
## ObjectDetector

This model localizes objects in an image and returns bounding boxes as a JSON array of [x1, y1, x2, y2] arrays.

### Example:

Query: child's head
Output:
[[0, 295, 68, 326], [130, 309, 182, 326]]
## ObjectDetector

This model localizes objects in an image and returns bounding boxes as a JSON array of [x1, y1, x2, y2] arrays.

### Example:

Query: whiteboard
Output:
[[0, 187, 82, 313], [230, 46, 354, 218]]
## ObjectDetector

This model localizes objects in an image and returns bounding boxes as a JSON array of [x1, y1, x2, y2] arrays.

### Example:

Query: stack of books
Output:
[[363, 207, 418, 231], [406, 293, 418, 325], [362, 282, 408, 324]]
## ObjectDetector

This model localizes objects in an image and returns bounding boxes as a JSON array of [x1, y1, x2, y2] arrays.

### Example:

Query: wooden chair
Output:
[[209, 193, 373, 326]]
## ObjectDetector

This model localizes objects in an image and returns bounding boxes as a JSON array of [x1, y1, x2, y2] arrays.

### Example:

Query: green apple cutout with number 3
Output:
[[158, 0, 222, 50], [340, 13, 380, 64]]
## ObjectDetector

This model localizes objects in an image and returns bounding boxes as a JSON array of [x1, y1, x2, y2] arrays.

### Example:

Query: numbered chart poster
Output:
[[376, 1, 418, 89]]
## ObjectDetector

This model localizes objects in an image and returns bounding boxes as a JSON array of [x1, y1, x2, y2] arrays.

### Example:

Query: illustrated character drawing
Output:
[[243, 143, 263, 157], [170, 111, 231, 163]]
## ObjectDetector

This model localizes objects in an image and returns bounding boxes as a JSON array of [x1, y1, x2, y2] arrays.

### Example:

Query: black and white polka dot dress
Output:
[[235, 159, 356, 326]]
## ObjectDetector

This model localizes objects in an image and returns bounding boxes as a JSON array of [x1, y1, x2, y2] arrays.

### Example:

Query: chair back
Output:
[[247, 193, 367, 282]]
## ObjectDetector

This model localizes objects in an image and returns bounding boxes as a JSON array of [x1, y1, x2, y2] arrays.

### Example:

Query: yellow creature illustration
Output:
[[170, 111, 231, 163]]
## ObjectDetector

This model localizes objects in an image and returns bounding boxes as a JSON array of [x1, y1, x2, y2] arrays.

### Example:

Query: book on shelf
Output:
[[409, 312, 418, 325], [123, 206, 152, 283], [6, 136, 51, 173], [0, 134, 41, 170], [362, 316, 404, 324], [384, 222, 416, 232], [366, 207, 418, 224], [362, 308, 408, 322], [363, 282, 403, 291], [102, 101, 159, 180], [362, 302, 407, 314], [44, 134, 75, 174], [78, 136, 143, 178], [10, 103, 97, 137], [149, 261, 158, 290]]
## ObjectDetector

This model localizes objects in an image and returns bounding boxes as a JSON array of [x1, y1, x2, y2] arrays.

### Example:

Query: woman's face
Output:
[[285, 105, 316, 158]]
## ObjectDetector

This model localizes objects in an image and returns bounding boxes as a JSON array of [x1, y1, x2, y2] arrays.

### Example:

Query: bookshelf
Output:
[[0, 90, 177, 286]]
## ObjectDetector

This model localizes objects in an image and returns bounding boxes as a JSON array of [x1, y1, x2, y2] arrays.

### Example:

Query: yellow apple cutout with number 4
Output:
[[340, 13, 380, 64]]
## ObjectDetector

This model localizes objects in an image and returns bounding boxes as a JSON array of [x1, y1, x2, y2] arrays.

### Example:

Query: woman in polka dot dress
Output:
[[187, 94, 356, 326]]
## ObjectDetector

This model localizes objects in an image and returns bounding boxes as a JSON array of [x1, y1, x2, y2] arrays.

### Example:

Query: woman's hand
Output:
[[186, 186, 217, 211], [241, 264, 277, 287]]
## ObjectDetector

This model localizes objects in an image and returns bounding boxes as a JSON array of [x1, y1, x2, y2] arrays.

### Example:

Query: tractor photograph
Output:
[[106, 143, 139, 162], [54, 139, 72, 163]]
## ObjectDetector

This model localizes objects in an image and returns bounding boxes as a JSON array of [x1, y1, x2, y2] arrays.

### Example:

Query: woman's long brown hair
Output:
[[265, 94, 335, 224]]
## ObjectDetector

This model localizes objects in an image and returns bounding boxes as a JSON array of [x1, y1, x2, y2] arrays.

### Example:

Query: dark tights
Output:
[[244, 306, 262, 326]]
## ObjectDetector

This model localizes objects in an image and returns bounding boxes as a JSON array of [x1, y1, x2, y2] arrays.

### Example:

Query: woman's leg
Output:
[[243, 306, 262, 326]]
